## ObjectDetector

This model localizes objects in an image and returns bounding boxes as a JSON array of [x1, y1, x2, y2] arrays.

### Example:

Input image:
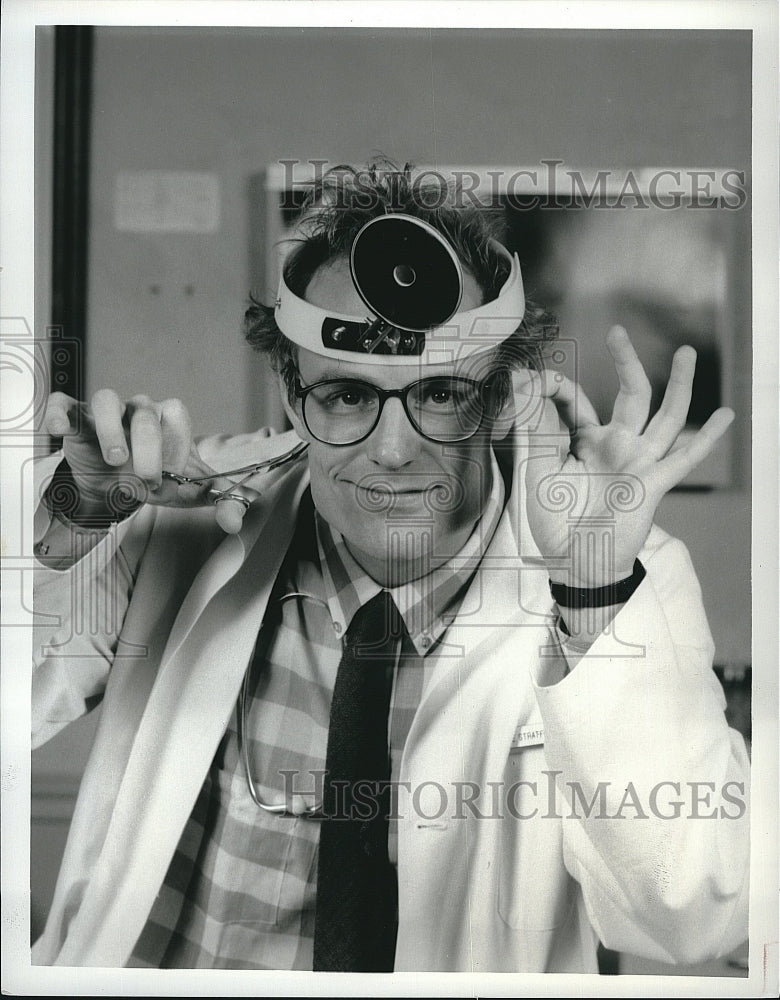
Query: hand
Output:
[[43, 390, 259, 533], [524, 326, 735, 588]]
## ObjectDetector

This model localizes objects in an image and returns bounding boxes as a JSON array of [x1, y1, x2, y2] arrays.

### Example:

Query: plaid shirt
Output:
[[129, 461, 504, 970]]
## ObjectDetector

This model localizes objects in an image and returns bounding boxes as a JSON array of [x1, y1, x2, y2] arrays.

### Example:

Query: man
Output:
[[32, 164, 749, 972]]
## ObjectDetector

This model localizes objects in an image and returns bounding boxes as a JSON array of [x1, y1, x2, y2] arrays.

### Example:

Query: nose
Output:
[[366, 396, 422, 469]]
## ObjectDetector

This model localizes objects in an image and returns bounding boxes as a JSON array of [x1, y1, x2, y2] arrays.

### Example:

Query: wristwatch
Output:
[[549, 559, 646, 609]]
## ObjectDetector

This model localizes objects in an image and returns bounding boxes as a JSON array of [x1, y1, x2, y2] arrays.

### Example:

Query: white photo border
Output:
[[1, 2, 777, 996]]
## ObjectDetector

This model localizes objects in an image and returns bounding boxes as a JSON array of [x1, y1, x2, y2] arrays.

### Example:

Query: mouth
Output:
[[338, 476, 462, 515], [351, 482, 435, 496]]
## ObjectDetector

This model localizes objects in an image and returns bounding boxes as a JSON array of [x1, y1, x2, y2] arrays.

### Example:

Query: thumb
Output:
[[522, 404, 571, 512], [213, 495, 251, 534], [206, 474, 262, 534]]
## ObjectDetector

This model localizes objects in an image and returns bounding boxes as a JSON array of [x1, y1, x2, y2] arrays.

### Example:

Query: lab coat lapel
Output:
[[160, 456, 310, 662], [55, 466, 311, 967], [406, 426, 554, 748], [394, 503, 556, 972], [404, 506, 553, 759]]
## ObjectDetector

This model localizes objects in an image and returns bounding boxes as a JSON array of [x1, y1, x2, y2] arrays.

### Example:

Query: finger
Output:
[[127, 393, 162, 418], [213, 497, 249, 534], [607, 326, 652, 433], [44, 392, 80, 437], [537, 369, 601, 434], [128, 397, 163, 486], [175, 480, 209, 504], [520, 372, 578, 492], [207, 470, 263, 531], [168, 446, 219, 503], [159, 397, 192, 474], [658, 407, 735, 488], [643, 346, 696, 456], [508, 369, 547, 431], [91, 389, 129, 465]]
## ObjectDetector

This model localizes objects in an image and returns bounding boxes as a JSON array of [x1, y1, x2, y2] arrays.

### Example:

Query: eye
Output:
[[333, 389, 363, 407], [313, 382, 377, 411], [429, 387, 452, 405], [419, 380, 471, 408]]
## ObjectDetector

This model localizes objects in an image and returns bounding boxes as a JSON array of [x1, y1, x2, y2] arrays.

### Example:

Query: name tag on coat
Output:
[[510, 724, 545, 750]]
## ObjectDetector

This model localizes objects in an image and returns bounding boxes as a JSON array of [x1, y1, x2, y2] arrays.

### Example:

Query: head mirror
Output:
[[349, 215, 464, 333]]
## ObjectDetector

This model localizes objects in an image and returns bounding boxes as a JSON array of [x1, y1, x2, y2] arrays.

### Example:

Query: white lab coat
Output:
[[31, 425, 749, 971]]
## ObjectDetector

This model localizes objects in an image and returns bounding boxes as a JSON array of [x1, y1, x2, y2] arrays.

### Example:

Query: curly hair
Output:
[[245, 160, 558, 408]]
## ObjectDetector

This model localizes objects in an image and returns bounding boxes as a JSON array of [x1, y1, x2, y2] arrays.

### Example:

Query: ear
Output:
[[278, 374, 308, 439], [489, 395, 515, 443], [485, 373, 517, 443]]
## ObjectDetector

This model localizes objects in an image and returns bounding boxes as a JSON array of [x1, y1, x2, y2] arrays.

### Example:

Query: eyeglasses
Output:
[[293, 375, 496, 446]]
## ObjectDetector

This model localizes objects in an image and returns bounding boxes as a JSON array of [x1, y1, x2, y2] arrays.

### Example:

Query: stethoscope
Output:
[[236, 589, 329, 819], [163, 439, 322, 817]]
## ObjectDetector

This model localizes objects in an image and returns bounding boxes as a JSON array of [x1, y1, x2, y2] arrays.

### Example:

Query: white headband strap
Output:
[[274, 239, 526, 366]]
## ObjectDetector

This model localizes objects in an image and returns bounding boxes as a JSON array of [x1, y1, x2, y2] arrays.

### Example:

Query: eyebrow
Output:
[[304, 369, 408, 387], [311, 368, 375, 382], [304, 368, 462, 385]]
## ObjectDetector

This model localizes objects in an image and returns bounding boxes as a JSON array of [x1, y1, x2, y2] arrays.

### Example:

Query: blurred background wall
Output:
[[37, 25, 752, 657], [32, 26, 752, 969]]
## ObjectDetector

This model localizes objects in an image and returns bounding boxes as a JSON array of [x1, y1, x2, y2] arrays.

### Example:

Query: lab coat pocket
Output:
[[497, 746, 574, 931]]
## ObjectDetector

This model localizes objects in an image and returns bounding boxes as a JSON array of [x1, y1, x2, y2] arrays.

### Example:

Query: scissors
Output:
[[160, 440, 309, 510]]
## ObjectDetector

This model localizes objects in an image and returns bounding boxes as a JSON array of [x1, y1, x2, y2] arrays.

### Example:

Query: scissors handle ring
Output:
[[208, 490, 252, 510]]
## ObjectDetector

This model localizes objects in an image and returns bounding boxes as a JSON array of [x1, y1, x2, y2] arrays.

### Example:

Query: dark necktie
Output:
[[313, 590, 403, 972]]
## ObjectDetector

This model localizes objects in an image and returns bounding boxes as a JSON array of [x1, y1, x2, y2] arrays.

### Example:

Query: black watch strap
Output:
[[549, 559, 646, 609]]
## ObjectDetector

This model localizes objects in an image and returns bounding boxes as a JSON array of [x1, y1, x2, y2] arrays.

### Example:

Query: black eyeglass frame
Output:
[[292, 374, 498, 446]]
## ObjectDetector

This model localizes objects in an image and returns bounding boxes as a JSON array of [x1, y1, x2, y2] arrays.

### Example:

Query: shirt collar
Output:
[[315, 452, 506, 656]]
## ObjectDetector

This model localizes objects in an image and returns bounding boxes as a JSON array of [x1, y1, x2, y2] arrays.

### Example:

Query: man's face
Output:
[[281, 258, 499, 586]]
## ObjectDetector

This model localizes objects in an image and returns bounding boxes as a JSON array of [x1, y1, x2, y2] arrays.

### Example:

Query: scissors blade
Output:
[[161, 441, 308, 487]]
